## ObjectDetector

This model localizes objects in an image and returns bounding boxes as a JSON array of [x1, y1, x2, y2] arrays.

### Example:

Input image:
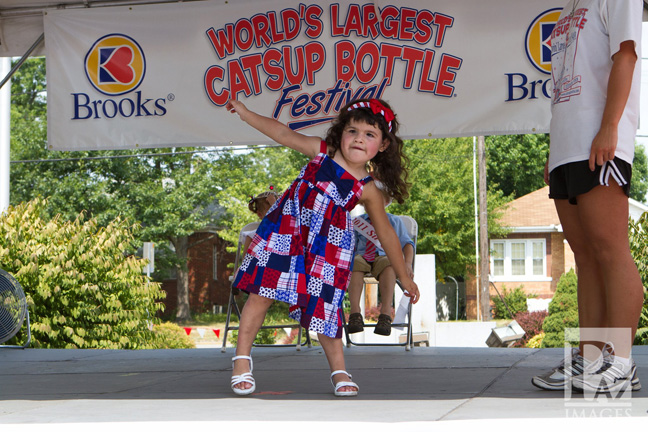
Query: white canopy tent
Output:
[[1, 0, 189, 58], [2, 0, 648, 58]]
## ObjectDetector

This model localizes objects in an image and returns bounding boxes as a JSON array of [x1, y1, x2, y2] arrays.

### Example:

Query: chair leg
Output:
[[221, 289, 240, 353], [341, 310, 353, 348], [406, 299, 413, 350], [296, 326, 302, 351]]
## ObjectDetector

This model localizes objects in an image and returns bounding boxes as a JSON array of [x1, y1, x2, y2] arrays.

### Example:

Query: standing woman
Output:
[[532, 0, 643, 393]]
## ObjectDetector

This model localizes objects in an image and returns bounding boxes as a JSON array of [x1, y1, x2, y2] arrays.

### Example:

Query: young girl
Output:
[[226, 98, 420, 397]]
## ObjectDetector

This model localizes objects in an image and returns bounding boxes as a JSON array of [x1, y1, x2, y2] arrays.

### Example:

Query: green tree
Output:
[[10, 57, 119, 225], [0, 199, 165, 348], [486, 134, 549, 199], [630, 143, 648, 203], [390, 138, 508, 277]]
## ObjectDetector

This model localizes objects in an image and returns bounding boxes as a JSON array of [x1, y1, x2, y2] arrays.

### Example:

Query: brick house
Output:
[[465, 186, 647, 319], [161, 230, 235, 316], [489, 186, 573, 299]]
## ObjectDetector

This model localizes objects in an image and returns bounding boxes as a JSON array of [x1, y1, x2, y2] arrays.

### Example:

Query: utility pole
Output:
[[478, 136, 490, 321], [472, 137, 481, 320]]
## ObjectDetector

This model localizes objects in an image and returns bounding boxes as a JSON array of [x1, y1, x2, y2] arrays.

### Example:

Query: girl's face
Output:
[[339, 119, 387, 166]]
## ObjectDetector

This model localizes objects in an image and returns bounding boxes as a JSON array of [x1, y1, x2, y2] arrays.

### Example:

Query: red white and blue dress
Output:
[[233, 141, 372, 338]]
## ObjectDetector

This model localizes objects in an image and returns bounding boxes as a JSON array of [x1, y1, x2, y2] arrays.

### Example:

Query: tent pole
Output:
[[1, 57, 10, 213], [0, 33, 44, 91]]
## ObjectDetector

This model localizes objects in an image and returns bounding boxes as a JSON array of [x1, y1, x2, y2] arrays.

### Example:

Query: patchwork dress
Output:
[[233, 141, 372, 338]]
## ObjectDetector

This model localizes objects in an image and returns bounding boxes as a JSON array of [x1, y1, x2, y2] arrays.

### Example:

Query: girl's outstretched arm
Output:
[[362, 185, 420, 303], [226, 99, 321, 158]]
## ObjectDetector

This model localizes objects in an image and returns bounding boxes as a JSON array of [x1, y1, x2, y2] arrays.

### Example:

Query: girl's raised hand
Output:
[[226, 99, 248, 118]]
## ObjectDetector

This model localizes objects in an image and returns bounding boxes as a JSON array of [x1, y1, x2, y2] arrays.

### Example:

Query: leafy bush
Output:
[[150, 322, 195, 349], [526, 332, 545, 348], [0, 199, 166, 348], [629, 212, 648, 287], [511, 310, 547, 347], [635, 290, 648, 345], [228, 328, 278, 346], [491, 285, 528, 319], [629, 214, 648, 345], [541, 270, 579, 348]]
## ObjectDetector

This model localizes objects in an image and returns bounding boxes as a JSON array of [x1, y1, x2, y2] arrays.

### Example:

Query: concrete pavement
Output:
[[1, 345, 647, 430]]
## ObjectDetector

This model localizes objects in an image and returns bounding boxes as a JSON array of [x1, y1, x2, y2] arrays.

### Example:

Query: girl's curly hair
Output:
[[324, 98, 410, 203]]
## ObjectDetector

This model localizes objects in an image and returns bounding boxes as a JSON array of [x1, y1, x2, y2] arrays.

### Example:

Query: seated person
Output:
[[242, 186, 279, 252], [347, 187, 414, 336]]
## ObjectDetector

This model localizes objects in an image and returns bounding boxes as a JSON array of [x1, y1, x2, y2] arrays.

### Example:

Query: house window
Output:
[[213, 245, 218, 281], [492, 243, 504, 276], [490, 239, 549, 281], [511, 242, 526, 276]]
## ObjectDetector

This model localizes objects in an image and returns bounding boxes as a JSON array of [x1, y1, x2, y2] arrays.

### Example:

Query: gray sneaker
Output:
[[572, 357, 642, 393], [532, 348, 586, 390]]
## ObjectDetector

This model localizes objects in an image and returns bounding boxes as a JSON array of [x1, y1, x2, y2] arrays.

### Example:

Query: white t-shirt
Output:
[[548, 0, 642, 173]]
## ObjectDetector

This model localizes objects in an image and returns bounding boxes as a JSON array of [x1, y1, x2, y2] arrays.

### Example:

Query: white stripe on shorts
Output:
[[599, 160, 628, 187]]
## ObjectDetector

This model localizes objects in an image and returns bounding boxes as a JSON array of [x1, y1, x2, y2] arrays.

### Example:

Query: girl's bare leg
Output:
[[232, 293, 273, 391], [318, 334, 358, 393]]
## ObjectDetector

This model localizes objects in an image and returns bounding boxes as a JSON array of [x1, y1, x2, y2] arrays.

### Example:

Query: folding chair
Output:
[[221, 221, 311, 352], [342, 215, 418, 351]]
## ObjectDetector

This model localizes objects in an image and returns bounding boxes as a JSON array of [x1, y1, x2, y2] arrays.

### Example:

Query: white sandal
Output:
[[330, 370, 359, 397], [231, 355, 255, 396]]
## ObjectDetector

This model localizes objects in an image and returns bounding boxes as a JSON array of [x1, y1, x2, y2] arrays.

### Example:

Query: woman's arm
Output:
[[588, 40, 637, 171], [226, 99, 321, 158]]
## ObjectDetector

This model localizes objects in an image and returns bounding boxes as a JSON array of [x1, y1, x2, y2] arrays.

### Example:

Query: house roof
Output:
[[498, 186, 559, 229]]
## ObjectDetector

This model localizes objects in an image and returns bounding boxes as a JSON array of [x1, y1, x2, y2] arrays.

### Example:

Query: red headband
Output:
[[347, 99, 395, 132]]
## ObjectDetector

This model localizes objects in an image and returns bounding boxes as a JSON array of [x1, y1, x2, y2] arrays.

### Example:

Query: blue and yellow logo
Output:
[[525, 8, 561, 75], [84, 34, 146, 96]]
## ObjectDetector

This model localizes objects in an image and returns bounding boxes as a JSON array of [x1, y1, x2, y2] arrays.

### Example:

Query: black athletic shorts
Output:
[[549, 157, 632, 205]]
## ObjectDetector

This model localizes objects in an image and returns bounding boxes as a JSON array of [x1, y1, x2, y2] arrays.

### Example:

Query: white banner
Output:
[[44, 0, 562, 151]]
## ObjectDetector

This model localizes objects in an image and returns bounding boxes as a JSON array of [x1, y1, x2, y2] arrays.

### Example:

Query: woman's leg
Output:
[[571, 183, 644, 359], [318, 334, 358, 393], [554, 198, 607, 347], [232, 293, 273, 390]]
